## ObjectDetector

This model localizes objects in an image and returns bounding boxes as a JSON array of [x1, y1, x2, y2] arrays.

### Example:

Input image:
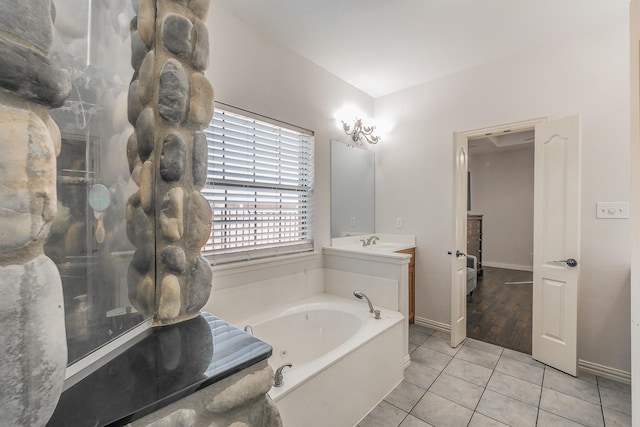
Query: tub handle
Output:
[[274, 363, 292, 387]]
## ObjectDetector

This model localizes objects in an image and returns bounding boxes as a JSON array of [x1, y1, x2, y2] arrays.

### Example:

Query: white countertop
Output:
[[330, 234, 416, 253]]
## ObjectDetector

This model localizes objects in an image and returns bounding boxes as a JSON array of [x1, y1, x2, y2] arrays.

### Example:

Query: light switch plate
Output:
[[596, 202, 629, 219]]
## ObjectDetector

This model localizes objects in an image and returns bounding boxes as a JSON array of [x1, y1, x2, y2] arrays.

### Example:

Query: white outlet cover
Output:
[[596, 202, 629, 219]]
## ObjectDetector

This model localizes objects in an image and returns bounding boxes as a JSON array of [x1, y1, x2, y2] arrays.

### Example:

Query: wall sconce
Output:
[[341, 117, 381, 145]]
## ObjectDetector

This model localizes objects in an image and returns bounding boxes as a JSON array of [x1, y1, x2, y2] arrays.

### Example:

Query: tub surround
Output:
[[207, 268, 325, 325], [261, 295, 404, 427], [207, 268, 398, 325], [324, 246, 413, 367], [208, 278, 404, 427], [276, 323, 402, 427], [251, 294, 404, 399], [324, 269, 399, 311], [47, 312, 274, 427]]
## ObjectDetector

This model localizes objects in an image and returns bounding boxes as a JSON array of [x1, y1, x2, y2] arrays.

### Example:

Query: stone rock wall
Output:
[[126, 0, 213, 325], [0, 0, 70, 424], [128, 361, 283, 427]]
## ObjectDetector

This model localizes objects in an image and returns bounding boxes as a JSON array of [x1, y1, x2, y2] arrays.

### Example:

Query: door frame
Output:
[[451, 116, 546, 348]]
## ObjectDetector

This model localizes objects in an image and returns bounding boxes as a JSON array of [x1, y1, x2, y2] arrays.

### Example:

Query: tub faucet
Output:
[[353, 290, 381, 319], [273, 363, 292, 387], [244, 325, 254, 335]]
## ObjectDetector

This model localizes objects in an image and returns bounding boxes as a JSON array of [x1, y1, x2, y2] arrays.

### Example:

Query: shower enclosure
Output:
[[47, 0, 148, 364]]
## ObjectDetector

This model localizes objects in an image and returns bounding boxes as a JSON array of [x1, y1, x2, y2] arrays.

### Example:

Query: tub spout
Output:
[[353, 290, 381, 319], [244, 325, 254, 335], [274, 363, 292, 387]]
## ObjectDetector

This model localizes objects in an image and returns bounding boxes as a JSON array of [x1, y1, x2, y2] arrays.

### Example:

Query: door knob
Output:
[[552, 258, 578, 267], [447, 250, 467, 257]]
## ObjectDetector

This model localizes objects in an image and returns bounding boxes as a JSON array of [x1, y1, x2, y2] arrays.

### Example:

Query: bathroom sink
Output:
[[331, 234, 416, 253], [363, 242, 401, 251]]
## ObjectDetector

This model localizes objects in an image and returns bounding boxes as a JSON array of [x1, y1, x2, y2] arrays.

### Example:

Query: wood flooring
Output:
[[467, 266, 533, 354]]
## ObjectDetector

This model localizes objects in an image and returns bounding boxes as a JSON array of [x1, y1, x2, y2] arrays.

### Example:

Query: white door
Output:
[[451, 132, 468, 347], [532, 115, 581, 376]]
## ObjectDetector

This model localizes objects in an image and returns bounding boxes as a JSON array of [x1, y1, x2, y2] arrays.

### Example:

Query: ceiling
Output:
[[213, 0, 628, 98], [469, 130, 534, 156]]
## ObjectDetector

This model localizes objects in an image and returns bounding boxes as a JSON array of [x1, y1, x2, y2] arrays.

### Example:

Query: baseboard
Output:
[[414, 316, 450, 333], [404, 354, 411, 369], [578, 359, 631, 385], [483, 261, 533, 272]]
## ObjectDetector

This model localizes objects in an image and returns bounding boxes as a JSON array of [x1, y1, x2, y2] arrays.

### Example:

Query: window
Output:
[[203, 106, 314, 264]]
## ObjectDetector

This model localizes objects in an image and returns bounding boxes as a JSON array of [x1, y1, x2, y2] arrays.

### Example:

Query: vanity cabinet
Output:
[[396, 248, 415, 324], [467, 214, 483, 276]]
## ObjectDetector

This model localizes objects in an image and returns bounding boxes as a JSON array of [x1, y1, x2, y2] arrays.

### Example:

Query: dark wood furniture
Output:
[[467, 214, 483, 276], [396, 248, 415, 324]]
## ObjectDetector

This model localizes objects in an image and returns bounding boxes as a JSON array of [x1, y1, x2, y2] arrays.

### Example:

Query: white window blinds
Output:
[[203, 108, 314, 264]]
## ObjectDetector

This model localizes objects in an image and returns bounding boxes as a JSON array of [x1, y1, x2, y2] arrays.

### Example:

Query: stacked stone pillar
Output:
[[126, 0, 214, 325], [0, 1, 71, 425]]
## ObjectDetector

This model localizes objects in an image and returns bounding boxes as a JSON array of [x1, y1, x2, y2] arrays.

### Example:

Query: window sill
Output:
[[210, 251, 319, 277]]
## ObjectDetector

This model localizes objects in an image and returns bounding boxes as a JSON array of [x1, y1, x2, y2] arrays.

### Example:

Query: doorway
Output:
[[466, 130, 535, 354], [451, 115, 582, 376]]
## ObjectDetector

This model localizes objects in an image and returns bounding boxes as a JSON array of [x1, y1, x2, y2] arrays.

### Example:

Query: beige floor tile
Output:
[[410, 392, 473, 427], [399, 414, 434, 427], [495, 356, 544, 385], [599, 385, 631, 416], [543, 367, 600, 405], [603, 407, 632, 427], [597, 376, 631, 394], [404, 361, 440, 389], [456, 344, 501, 369], [384, 380, 426, 412], [536, 409, 585, 426], [486, 370, 541, 407], [410, 346, 452, 372], [428, 373, 484, 410], [358, 400, 407, 427], [539, 388, 604, 426], [501, 348, 544, 368], [464, 338, 504, 356], [420, 335, 461, 357], [468, 412, 509, 427], [476, 389, 538, 427], [443, 358, 493, 387]]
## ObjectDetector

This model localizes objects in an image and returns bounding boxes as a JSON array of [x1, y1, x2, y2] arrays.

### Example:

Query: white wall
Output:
[[203, 5, 374, 292], [629, 0, 640, 419], [469, 147, 534, 270], [375, 24, 631, 372]]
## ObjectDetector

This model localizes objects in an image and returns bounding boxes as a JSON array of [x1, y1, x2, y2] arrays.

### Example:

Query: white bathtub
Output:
[[243, 294, 404, 427]]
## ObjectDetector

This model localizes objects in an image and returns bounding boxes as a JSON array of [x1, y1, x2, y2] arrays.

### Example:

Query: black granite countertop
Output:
[[47, 312, 272, 427]]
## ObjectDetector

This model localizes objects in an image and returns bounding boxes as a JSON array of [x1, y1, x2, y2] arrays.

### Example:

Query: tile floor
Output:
[[358, 324, 631, 427]]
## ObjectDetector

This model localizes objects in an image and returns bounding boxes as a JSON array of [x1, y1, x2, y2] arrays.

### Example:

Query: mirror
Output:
[[330, 139, 375, 238]]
